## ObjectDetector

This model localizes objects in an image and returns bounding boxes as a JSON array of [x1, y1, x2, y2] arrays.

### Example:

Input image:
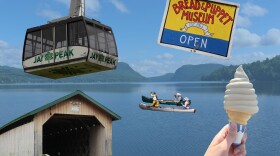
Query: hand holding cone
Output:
[[224, 65, 259, 145]]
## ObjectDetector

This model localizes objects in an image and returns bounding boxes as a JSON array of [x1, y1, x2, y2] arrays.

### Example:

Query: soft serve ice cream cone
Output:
[[224, 65, 259, 145]]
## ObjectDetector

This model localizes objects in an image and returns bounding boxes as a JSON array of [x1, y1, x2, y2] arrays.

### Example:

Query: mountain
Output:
[[0, 63, 225, 83], [0, 62, 146, 83], [202, 55, 280, 81], [0, 66, 50, 83], [63, 62, 147, 82], [2, 55, 279, 83], [148, 73, 175, 82], [171, 64, 224, 81], [147, 64, 224, 81]]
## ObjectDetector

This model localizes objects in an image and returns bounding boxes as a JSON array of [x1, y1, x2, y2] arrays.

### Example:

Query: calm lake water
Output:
[[0, 82, 279, 156]]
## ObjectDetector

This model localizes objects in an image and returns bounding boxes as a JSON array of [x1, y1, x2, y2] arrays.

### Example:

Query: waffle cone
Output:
[[227, 110, 252, 125]]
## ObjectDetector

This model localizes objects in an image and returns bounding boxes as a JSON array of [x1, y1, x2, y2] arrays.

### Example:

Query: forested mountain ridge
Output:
[[202, 55, 280, 81], [0, 62, 146, 83], [148, 64, 224, 81], [1, 55, 279, 83]]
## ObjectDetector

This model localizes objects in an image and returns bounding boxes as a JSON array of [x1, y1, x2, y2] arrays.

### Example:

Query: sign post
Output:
[[158, 0, 240, 59]]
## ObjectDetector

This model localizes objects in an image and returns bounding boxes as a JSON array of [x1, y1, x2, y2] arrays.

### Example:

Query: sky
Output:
[[0, 0, 279, 77]]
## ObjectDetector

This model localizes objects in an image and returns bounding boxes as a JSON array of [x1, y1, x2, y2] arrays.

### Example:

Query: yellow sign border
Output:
[[158, 0, 240, 59]]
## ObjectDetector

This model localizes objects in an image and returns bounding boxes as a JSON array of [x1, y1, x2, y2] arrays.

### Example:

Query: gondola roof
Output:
[[26, 16, 112, 33]]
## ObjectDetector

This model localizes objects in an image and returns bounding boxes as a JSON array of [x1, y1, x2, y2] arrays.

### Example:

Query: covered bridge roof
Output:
[[0, 90, 121, 134]]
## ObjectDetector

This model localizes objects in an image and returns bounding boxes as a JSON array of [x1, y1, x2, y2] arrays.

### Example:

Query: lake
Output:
[[0, 82, 279, 156]]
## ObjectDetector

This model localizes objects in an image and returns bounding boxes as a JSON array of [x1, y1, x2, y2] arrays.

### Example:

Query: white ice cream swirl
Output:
[[224, 65, 259, 115]]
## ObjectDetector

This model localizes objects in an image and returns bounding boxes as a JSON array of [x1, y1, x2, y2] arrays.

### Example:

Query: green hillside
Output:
[[2, 56, 279, 83], [147, 64, 224, 82], [171, 64, 224, 81], [202, 55, 280, 81], [0, 66, 50, 83], [0, 62, 146, 83]]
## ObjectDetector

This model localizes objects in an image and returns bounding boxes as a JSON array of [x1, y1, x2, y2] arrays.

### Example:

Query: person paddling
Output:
[[174, 92, 183, 105], [150, 92, 159, 107], [183, 97, 191, 109]]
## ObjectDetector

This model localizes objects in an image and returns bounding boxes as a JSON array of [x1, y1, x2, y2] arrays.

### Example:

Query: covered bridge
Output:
[[0, 90, 121, 156]]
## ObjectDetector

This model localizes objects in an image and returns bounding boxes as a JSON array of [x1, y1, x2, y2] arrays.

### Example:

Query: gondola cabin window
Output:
[[55, 24, 67, 48], [24, 34, 33, 60], [86, 23, 118, 57], [106, 30, 117, 56], [24, 31, 42, 60], [86, 23, 98, 50], [68, 21, 88, 47], [96, 25, 107, 53], [42, 28, 54, 52]]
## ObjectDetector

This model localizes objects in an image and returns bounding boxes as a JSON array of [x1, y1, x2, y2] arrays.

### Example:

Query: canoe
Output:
[[142, 96, 187, 106], [139, 103, 196, 113]]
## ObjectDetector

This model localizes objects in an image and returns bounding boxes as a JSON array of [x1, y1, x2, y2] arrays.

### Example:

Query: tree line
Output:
[[202, 55, 280, 81]]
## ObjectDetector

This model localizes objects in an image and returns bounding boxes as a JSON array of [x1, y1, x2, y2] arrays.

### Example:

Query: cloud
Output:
[[86, 0, 101, 15], [130, 53, 177, 77], [131, 60, 177, 77], [226, 51, 277, 65], [0, 40, 22, 68], [236, 15, 251, 28], [109, 0, 129, 13], [261, 28, 280, 46], [0, 40, 8, 48], [233, 28, 261, 47], [241, 3, 267, 17], [237, 3, 267, 28], [156, 53, 174, 59], [37, 9, 62, 20], [233, 28, 280, 47]]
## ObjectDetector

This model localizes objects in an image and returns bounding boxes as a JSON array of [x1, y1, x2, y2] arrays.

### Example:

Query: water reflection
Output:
[[0, 83, 142, 93], [254, 82, 280, 95], [0, 81, 279, 95]]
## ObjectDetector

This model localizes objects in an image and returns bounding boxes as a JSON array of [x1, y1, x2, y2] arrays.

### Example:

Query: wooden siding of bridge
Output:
[[0, 122, 35, 156]]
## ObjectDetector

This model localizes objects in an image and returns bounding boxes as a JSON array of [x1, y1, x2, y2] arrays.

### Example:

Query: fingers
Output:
[[233, 133, 247, 156], [209, 124, 230, 146], [221, 122, 237, 150], [227, 122, 238, 144], [233, 144, 246, 156], [241, 133, 248, 144]]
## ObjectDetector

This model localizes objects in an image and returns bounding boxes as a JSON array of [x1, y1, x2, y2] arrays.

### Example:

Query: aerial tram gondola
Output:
[[22, 0, 118, 79]]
